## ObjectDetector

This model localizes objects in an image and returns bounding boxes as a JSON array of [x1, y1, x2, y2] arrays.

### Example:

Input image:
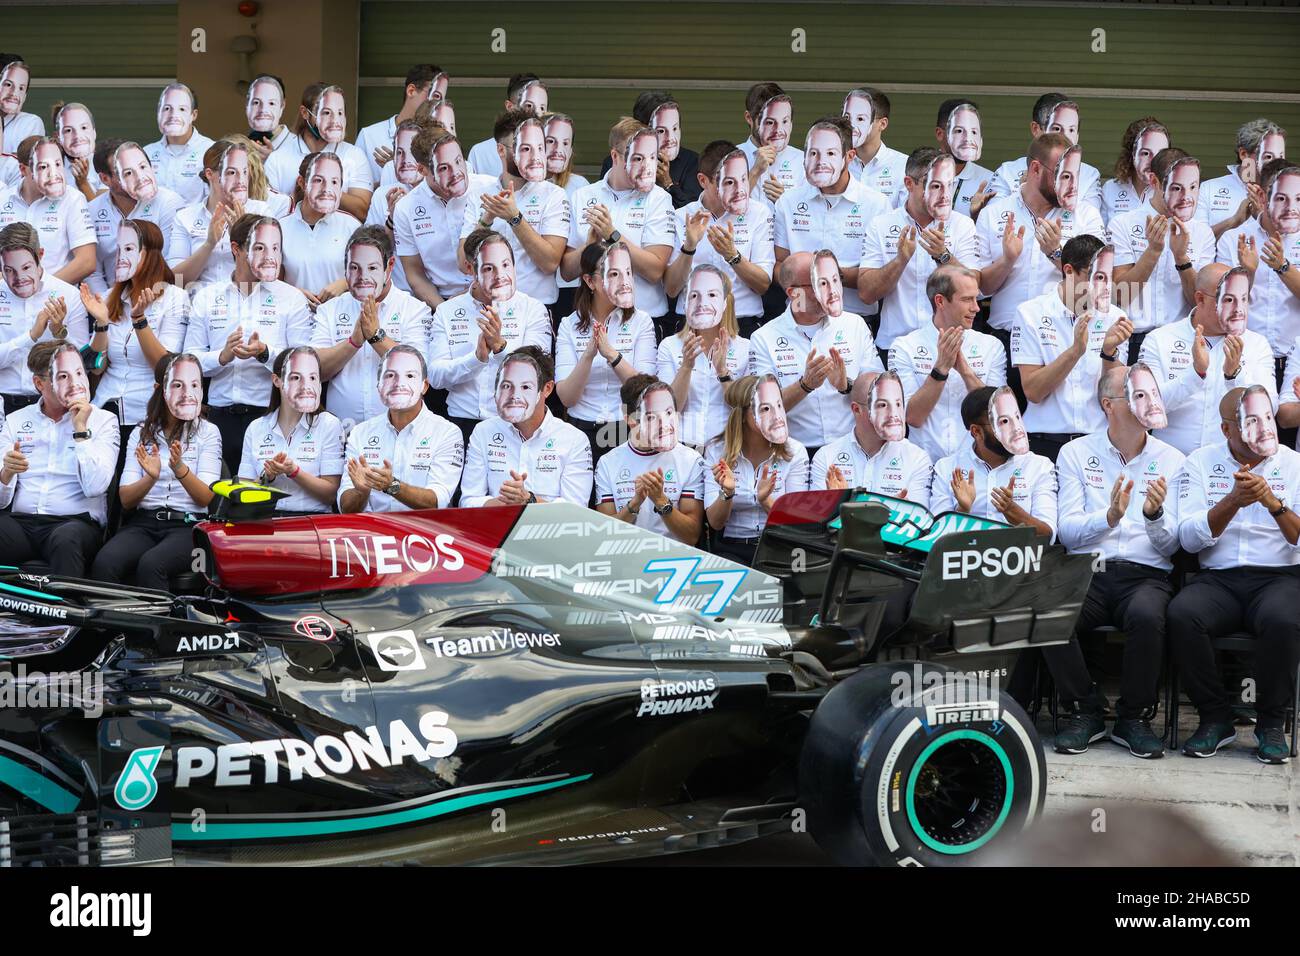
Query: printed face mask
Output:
[[1087, 246, 1115, 314], [946, 106, 982, 162], [346, 243, 389, 301], [757, 97, 792, 151], [923, 155, 956, 220], [50, 348, 90, 408], [804, 126, 845, 189], [512, 119, 547, 183], [496, 359, 541, 424], [868, 372, 906, 442], [245, 223, 282, 282], [1256, 131, 1286, 177], [281, 350, 321, 414], [716, 151, 750, 216], [544, 118, 573, 175], [305, 155, 342, 216], [1054, 145, 1082, 212], [811, 254, 843, 317], [0, 65, 28, 119], [516, 80, 548, 116], [753, 378, 789, 445], [1046, 103, 1080, 145], [601, 247, 635, 309], [1217, 270, 1249, 337], [1238, 384, 1278, 458], [393, 129, 421, 186], [842, 93, 873, 150], [163, 357, 202, 421], [157, 87, 195, 139], [246, 80, 284, 133], [477, 240, 516, 301], [624, 130, 658, 193], [1268, 170, 1300, 235], [1126, 362, 1167, 430], [30, 143, 66, 199], [218, 148, 251, 205], [57, 107, 96, 160], [114, 225, 143, 283], [1, 250, 40, 298], [378, 350, 424, 410], [989, 385, 1029, 456], [117, 147, 158, 203], [651, 104, 680, 162], [638, 386, 679, 453], [1162, 158, 1200, 223], [685, 267, 726, 330], [313, 90, 346, 145], [432, 141, 468, 198], [1132, 126, 1169, 183]]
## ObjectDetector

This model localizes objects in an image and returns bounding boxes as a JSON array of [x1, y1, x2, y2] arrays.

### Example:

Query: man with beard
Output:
[[355, 64, 447, 187], [245, 74, 292, 158], [1102, 119, 1169, 226], [467, 74, 548, 177], [461, 109, 570, 310], [1049, 365, 1184, 758], [281, 152, 362, 304], [363, 118, 428, 295], [596, 374, 705, 542], [0, 137, 96, 283], [85, 141, 184, 293], [461, 345, 592, 508], [810, 370, 932, 504], [1139, 264, 1274, 453], [666, 142, 774, 338], [428, 229, 552, 444], [0, 340, 116, 575], [930, 385, 1056, 539], [339, 343, 464, 513], [0, 60, 42, 155], [1013, 235, 1132, 461], [934, 99, 995, 221], [54, 102, 104, 201], [1197, 119, 1286, 239], [598, 92, 702, 208], [990, 94, 1102, 209], [184, 214, 314, 473], [1169, 386, 1300, 764], [737, 84, 804, 211], [395, 126, 496, 311], [843, 87, 908, 205], [1111, 149, 1215, 358], [775, 116, 888, 322], [312, 226, 431, 432], [0, 222, 89, 412], [143, 84, 214, 205], [563, 118, 675, 332], [860, 147, 978, 352]]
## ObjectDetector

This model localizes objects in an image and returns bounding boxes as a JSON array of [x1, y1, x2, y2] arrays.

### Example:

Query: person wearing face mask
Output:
[[1138, 264, 1274, 454], [282, 152, 363, 306], [52, 102, 104, 202], [84, 141, 185, 294], [860, 147, 979, 352], [355, 63, 448, 188], [91, 352, 220, 587], [364, 118, 432, 296], [933, 99, 995, 221], [239, 346, 344, 515], [990, 93, 1102, 209], [736, 84, 804, 212], [1168, 386, 1300, 764], [0, 137, 96, 284], [1102, 118, 1169, 226], [596, 91, 701, 209], [541, 112, 590, 319], [263, 83, 372, 221], [841, 87, 907, 206], [0, 60, 43, 155], [0, 340, 117, 576], [460, 109, 571, 310], [467, 74, 549, 178], [659, 264, 754, 448], [1197, 119, 1286, 240], [244, 73, 293, 160], [339, 343, 464, 513], [562, 118, 675, 336], [1013, 235, 1133, 461], [461, 345, 592, 508], [142, 84, 214, 206], [702, 373, 810, 566], [556, 242, 657, 465], [596, 375, 705, 543], [184, 214, 313, 474], [0, 222, 89, 413]]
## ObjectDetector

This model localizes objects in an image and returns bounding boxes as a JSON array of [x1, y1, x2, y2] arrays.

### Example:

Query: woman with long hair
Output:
[[702, 373, 810, 566], [554, 240, 656, 465], [543, 112, 589, 318], [1103, 117, 1169, 224], [238, 345, 344, 515], [221, 132, 286, 211], [91, 352, 222, 589]]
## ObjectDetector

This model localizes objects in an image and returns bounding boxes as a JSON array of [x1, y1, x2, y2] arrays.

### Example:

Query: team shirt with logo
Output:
[[91, 284, 189, 425], [809, 433, 933, 508], [88, 187, 185, 295], [1279, 336, 1300, 448], [655, 332, 754, 447], [461, 411, 594, 508], [0, 402, 118, 524], [1, 112, 43, 154], [929, 446, 1058, 539], [949, 160, 997, 221], [262, 136, 371, 198], [461, 177, 570, 305], [554, 309, 657, 423], [737, 139, 806, 212], [354, 115, 398, 187], [1056, 431, 1183, 570], [393, 174, 497, 299], [669, 200, 775, 318], [596, 440, 706, 537], [1108, 203, 1214, 332], [0, 189, 96, 274], [567, 174, 676, 316], [851, 143, 909, 205], [1217, 221, 1300, 356], [339, 404, 465, 511], [1196, 166, 1247, 228], [365, 183, 411, 292], [281, 208, 363, 295], [555, 172, 590, 291], [121, 419, 223, 512], [166, 196, 281, 287], [144, 132, 217, 205], [702, 439, 811, 538], [990, 155, 1103, 210], [1100, 180, 1152, 227], [238, 411, 346, 513], [0, 275, 89, 395]]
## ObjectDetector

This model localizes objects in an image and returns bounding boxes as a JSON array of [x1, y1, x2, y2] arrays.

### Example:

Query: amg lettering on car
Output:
[[325, 533, 465, 579], [940, 545, 1043, 580], [175, 713, 458, 787], [425, 627, 561, 658], [636, 677, 719, 717]]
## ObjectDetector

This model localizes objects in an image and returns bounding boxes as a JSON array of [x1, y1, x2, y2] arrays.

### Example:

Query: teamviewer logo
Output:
[[366, 631, 425, 671]]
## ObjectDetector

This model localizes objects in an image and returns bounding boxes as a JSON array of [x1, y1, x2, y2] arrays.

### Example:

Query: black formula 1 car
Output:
[[0, 483, 1093, 867]]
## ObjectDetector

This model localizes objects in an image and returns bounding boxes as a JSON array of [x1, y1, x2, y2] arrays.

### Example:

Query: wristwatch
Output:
[[93, 323, 110, 334], [507, 212, 523, 227], [385, 479, 401, 496], [132, 317, 149, 330], [1175, 260, 1194, 272], [653, 500, 673, 517], [1048, 249, 1063, 262], [605, 229, 622, 246], [608, 352, 623, 369], [727, 250, 742, 267], [1270, 501, 1289, 517], [367, 329, 387, 345], [931, 251, 952, 266], [1144, 506, 1164, 521], [929, 368, 949, 382], [1100, 349, 1119, 363], [721, 488, 736, 501], [1275, 260, 1292, 275], [717, 373, 733, 383], [679, 244, 696, 256], [837, 383, 852, 395], [527, 492, 538, 504], [72, 429, 91, 441]]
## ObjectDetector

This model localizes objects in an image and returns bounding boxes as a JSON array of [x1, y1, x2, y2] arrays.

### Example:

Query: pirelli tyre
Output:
[[799, 661, 1044, 866]]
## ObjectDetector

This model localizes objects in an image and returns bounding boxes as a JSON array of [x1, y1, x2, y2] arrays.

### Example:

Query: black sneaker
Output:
[[1054, 712, 1107, 754], [1182, 721, 1237, 758], [1111, 717, 1165, 758], [1256, 727, 1290, 765]]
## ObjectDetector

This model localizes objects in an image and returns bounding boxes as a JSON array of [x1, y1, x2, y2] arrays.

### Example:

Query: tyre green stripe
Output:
[[905, 730, 1012, 856]]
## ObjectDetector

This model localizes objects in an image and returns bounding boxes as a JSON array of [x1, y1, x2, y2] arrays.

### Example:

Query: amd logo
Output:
[[176, 633, 244, 653], [325, 533, 465, 579], [940, 545, 1043, 580]]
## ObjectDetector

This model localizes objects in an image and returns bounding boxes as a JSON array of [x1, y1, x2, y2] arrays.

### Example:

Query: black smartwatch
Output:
[[93, 323, 110, 334], [72, 430, 91, 441], [367, 329, 387, 345], [1175, 260, 1194, 272], [132, 317, 149, 330], [1144, 506, 1164, 522], [727, 250, 742, 267], [605, 229, 622, 246], [679, 244, 696, 256], [1100, 349, 1119, 363], [929, 367, 949, 382], [507, 212, 523, 227]]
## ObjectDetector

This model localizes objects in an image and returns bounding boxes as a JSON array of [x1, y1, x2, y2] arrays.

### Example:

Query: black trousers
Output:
[[1126, 331, 1148, 367], [1042, 562, 1173, 718], [207, 403, 268, 477], [736, 315, 764, 340], [0, 512, 101, 577], [568, 416, 622, 471], [91, 512, 194, 591], [1167, 567, 1300, 727], [447, 415, 480, 449], [712, 534, 760, 567], [0, 392, 39, 415], [1028, 432, 1085, 463]]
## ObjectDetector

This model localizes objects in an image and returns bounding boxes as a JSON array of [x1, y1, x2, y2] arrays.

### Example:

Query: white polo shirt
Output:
[[460, 411, 594, 508], [554, 308, 657, 423], [1196, 166, 1247, 228], [1101, 180, 1151, 227], [311, 286, 431, 428], [121, 419, 223, 513], [809, 432, 933, 507], [354, 114, 397, 187], [184, 279, 314, 407], [339, 404, 464, 511], [0, 189, 96, 274], [238, 410, 346, 513], [365, 183, 410, 292], [774, 178, 889, 316], [0, 275, 89, 395], [669, 200, 774, 318], [655, 332, 754, 447], [596, 441, 706, 537], [749, 309, 884, 448], [262, 136, 371, 198], [975, 192, 1106, 331], [1137, 314, 1276, 455], [860, 206, 979, 348], [1109, 204, 1214, 332], [1176, 440, 1300, 569], [64, 160, 106, 199], [1217, 221, 1300, 356], [950, 160, 996, 221], [1, 112, 43, 154], [737, 139, 805, 212], [426, 290, 553, 420], [930, 445, 1058, 538], [889, 324, 1007, 462], [144, 131, 216, 205], [1278, 336, 1300, 447], [393, 175, 496, 300], [461, 176, 570, 305], [556, 172, 591, 291], [851, 142, 909, 204], [280, 208, 363, 295], [991, 155, 1102, 209], [0, 156, 19, 190], [566, 174, 676, 316], [0, 401, 118, 524], [90, 284, 189, 425], [466, 138, 502, 178], [1011, 289, 1117, 434], [87, 187, 185, 294], [702, 439, 811, 538], [166, 196, 280, 287]]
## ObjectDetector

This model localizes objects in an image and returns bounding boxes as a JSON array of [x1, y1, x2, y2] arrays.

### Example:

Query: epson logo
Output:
[[940, 545, 1043, 580], [326, 533, 464, 579], [175, 634, 243, 653]]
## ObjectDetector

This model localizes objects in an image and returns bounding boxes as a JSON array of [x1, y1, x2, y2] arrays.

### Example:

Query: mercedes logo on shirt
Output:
[[888, 224, 900, 236], [776, 337, 789, 349], [836, 452, 851, 463], [1173, 340, 1186, 351], [796, 202, 809, 214], [491, 432, 505, 445], [455, 308, 466, 317], [367, 436, 380, 446], [1087, 456, 1101, 468], [1212, 463, 1225, 475], [414, 206, 426, 217]]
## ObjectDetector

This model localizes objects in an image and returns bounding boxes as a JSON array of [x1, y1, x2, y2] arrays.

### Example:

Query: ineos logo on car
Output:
[[294, 615, 335, 641]]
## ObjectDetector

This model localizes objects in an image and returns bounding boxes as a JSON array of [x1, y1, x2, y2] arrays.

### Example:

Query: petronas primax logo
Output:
[[115, 746, 165, 811]]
